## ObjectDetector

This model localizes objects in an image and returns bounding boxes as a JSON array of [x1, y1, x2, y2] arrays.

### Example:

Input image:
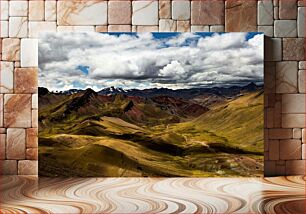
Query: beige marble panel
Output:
[[132, 1, 158, 25], [0, 1, 9, 21], [57, 1, 107, 26], [0, 61, 14, 93], [9, 17, 28, 38], [276, 61, 298, 93], [45, 1, 57, 21], [2, 38, 20, 61], [6, 128, 26, 160], [9, 1, 28, 17], [29, 1, 45, 21]]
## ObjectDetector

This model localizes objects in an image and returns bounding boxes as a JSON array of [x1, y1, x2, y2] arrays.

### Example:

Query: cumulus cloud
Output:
[[38, 32, 263, 91]]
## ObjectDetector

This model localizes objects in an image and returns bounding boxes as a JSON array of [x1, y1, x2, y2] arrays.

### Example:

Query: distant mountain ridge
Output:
[[39, 82, 263, 99]]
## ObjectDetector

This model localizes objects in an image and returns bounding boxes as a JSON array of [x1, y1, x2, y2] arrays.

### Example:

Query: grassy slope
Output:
[[39, 91, 264, 177], [167, 91, 264, 153]]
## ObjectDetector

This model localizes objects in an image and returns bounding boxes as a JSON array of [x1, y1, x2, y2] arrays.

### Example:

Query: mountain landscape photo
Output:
[[38, 32, 264, 177]]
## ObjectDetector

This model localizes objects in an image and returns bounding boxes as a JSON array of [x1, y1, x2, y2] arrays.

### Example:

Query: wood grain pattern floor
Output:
[[0, 176, 305, 214]]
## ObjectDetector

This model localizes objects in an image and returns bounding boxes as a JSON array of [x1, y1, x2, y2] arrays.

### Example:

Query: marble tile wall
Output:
[[0, 0, 305, 176]]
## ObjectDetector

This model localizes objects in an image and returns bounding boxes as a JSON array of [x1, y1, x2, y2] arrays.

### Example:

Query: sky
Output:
[[38, 32, 263, 91]]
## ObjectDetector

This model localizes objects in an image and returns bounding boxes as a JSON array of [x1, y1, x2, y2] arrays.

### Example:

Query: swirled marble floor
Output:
[[0, 176, 305, 214]]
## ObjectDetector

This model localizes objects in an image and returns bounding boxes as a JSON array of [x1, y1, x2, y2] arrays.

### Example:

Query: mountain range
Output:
[[39, 82, 262, 98]]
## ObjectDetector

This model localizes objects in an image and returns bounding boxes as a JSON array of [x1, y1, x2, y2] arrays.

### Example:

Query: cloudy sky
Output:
[[39, 32, 263, 91]]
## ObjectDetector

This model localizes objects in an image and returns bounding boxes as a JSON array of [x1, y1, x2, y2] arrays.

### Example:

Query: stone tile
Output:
[[282, 114, 305, 128], [299, 61, 306, 70], [210, 25, 225, 32], [279, 0, 297, 19], [6, 128, 26, 159], [9, 1, 28, 16], [57, 26, 95, 32], [269, 128, 292, 139], [108, 25, 131, 32], [258, 26, 273, 37], [4, 94, 31, 128], [264, 160, 276, 176], [303, 129, 306, 143], [14, 68, 38, 94], [0, 61, 14, 93], [298, 70, 305, 93], [268, 140, 279, 160], [264, 62, 276, 93], [0, 21, 8, 38], [177, 21, 190, 32], [26, 128, 38, 148], [0, 128, 6, 134], [276, 61, 298, 93], [0, 95, 3, 127], [283, 38, 305, 61], [0, 134, 5, 159], [108, 1, 131, 24], [132, 1, 158, 25], [274, 7, 279, 20], [286, 160, 305, 175], [192, 0, 224, 25], [191, 25, 209, 32], [172, 1, 190, 20], [32, 110, 38, 128], [258, 0, 273, 25], [293, 128, 302, 139], [0, 1, 9, 20], [21, 39, 38, 67], [264, 38, 281, 61], [266, 108, 274, 128], [225, 0, 256, 32], [265, 94, 275, 108], [18, 160, 38, 175], [29, 21, 57, 38], [282, 94, 305, 113], [298, 0, 305, 6], [159, 19, 177, 32], [26, 148, 38, 160], [2, 38, 20, 61], [0, 160, 17, 175], [45, 1, 57, 21], [95, 26, 108, 32], [280, 139, 302, 160], [276, 160, 285, 166], [274, 0, 279, 6], [32, 94, 38, 109], [298, 7, 305, 37], [273, 99, 282, 128], [159, 1, 171, 19], [264, 129, 269, 151], [274, 20, 297, 37], [136, 26, 159, 32], [9, 17, 28, 38], [303, 144, 306, 159], [57, 1, 107, 25], [275, 164, 286, 176], [29, 1, 44, 21]]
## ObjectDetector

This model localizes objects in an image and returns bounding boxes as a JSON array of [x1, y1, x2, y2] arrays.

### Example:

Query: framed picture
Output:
[[38, 32, 264, 177]]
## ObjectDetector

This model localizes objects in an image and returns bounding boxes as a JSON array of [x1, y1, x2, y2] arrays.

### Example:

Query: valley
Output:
[[38, 84, 264, 177]]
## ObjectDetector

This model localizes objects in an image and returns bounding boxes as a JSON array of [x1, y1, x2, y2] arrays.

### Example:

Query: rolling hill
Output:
[[38, 85, 264, 177]]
